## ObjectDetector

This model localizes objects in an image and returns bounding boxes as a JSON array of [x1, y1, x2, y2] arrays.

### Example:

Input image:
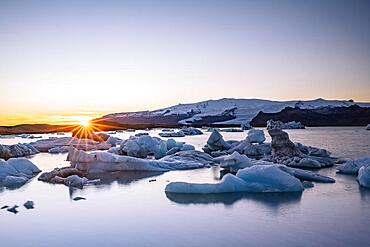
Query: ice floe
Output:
[[110, 135, 195, 159], [246, 129, 265, 144], [0, 158, 41, 189], [38, 147, 209, 187], [267, 120, 305, 130], [30, 137, 111, 153], [165, 165, 304, 194], [357, 166, 370, 188], [0, 143, 39, 159], [336, 157, 370, 174]]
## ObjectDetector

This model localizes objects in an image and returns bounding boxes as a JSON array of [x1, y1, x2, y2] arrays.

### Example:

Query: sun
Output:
[[75, 116, 91, 127]]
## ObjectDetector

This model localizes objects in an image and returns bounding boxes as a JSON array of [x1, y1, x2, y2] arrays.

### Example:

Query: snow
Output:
[[357, 166, 370, 188], [101, 98, 370, 125], [336, 157, 370, 174], [165, 164, 304, 194]]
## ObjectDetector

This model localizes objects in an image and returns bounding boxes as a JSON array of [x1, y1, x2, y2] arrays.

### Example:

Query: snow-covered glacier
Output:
[[97, 98, 370, 126]]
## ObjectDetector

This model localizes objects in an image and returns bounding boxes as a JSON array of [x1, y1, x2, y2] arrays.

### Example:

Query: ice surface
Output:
[[337, 157, 370, 174], [165, 165, 303, 193], [357, 166, 370, 188]]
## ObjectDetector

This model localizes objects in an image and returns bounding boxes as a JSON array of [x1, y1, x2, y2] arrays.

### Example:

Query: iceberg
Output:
[[113, 135, 195, 159], [214, 151, 254, 172], [159, 130, 186, 137], [30, 137, 111, 152], [267, 120, 305, 130], [0, 158, 41, 189], [241, 122, 253, 130], [246, 129, 265, 144], [337, 157, 370, 174], [0, 143, 39, 159], [357, 166, 370, 188], [48, 146, 70, 154], [203, 129, 231, 153], [366, 124, 370, 130], [165, 165, 304, 194], [180, 127, 203, 135], [39, 147, 209, 187]]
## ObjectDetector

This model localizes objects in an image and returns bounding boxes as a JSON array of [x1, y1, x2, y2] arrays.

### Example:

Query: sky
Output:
[[0, 0, 369, 125]]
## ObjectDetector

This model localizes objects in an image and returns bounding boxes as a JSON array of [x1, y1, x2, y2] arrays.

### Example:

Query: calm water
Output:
[[1, 127, 370, 247]]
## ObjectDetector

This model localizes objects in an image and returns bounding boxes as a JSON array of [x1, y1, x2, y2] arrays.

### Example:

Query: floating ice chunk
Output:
[[106, 136, 123, 146], [160, 150, 214, 168], [165, 165, 303, 194], [214, 151, 254, 172], [64, 175, 89, 188], [181, 127, 203, 135], [219, 128, 243, 133], [48, 146, 70, 154], [66, 147, 207, 173], [279, 166, 335, 183], [0, 143, 39, 159], [7, 158, 41, 177], [159, 131, 186, 137], [3, 176, 28, 188], [357, 166, 370, 188], [337, 157, 370, 174], [203, 129, 231, 152], [267, 120, 305, 130], [0, 158, 40, 189], [30, 137, 111, 152], [287, 158, 322, 168], [23, 201, 34, 209], [241, 122, 253, 130], [246, 129, 265, 144]]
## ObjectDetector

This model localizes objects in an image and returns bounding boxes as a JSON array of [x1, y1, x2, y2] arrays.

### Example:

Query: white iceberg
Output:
[[68, 147, 207, 173], [114, 135, 194, 159], [357, 166, 370, 188], [165, 165, 303, 194], [366, 124, 370, 130]]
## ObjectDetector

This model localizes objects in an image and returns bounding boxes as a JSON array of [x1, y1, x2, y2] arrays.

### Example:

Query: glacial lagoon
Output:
[[1, 127, 370, 247]]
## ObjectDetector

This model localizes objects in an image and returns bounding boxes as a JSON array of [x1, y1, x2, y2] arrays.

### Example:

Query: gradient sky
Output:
[[1, 0, 369, 125]]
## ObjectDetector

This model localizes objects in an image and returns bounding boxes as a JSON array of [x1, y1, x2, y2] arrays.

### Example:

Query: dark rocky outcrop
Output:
[[251, 105, 370, 127]]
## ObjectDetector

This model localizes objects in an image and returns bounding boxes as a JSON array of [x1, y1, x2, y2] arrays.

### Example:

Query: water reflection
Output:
[[67, 171, 164, 198], [166, 191, 302, 208]]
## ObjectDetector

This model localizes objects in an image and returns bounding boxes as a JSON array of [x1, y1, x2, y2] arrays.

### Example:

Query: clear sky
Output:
[[1, 0, 369, 125]]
